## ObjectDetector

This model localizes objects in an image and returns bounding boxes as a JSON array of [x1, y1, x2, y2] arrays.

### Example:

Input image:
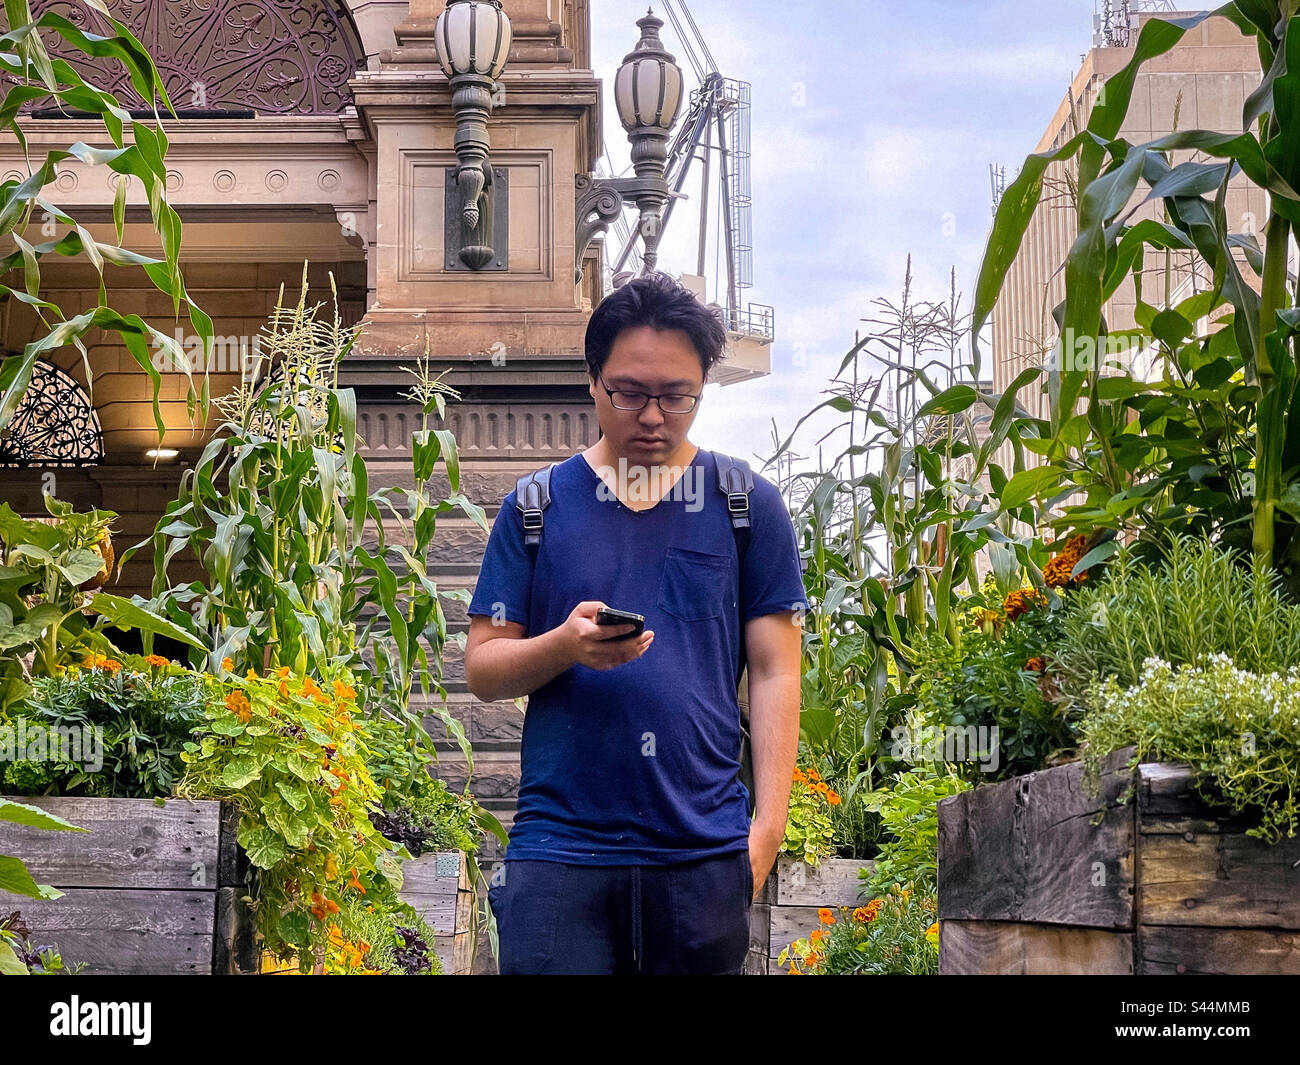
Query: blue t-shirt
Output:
[[466, 445, 809, 865]]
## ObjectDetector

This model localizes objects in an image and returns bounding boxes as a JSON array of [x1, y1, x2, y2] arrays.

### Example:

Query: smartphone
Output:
[[595, 606, 645, 640]]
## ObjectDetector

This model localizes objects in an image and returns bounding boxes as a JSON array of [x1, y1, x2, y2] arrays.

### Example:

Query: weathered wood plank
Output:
[[937, 748, 1137, 928], [0, 795, 221, 889], [776, 855, 874, 906], [212, 886, 259, 975], [939, 919, 1134, 975], [768, 905, 837, 957], [1139, 926, 1300, 975], [1138, 762, 1257, 835], [0, 888, 215, 975], [1138, 831, 1300, 928], [401, 851, 465, 896]]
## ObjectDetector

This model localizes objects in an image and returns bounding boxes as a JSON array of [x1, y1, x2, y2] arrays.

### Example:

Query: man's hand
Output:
[[558, 600, 654, 670], [746, 818, 785, 902]]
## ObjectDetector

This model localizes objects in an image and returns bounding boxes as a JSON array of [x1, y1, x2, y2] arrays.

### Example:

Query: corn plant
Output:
[[970, 4, 1300, 583], [125, 264, 495, 809], [0, 0, 212, 436]]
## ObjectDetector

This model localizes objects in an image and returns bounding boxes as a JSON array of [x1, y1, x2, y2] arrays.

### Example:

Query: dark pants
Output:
[[487, 849, 754, 975]]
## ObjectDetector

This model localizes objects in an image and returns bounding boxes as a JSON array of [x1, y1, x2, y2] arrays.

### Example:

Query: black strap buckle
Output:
[[727, 491, 748, 515], [520, 508, 543, 532]]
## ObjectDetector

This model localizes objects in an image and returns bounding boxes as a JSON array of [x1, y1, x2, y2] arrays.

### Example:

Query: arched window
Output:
[[0, 359, 104, 466], [24, 0, 366, 115]]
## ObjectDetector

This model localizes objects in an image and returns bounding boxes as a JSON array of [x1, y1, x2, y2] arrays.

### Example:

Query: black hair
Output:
[[584, 271, 728, 383]]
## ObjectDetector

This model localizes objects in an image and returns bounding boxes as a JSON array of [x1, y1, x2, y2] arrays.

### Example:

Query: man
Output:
[[465, 271, 807, 974]]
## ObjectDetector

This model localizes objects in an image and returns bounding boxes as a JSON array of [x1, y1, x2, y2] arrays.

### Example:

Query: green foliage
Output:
[[1080, 655, 1300, 844], [859, 768, 968, 895], [0, 911, 80, 974], [779, 766, 837, 867], [2, 654, 207, 798], [0, 497, 201, 713], [0, 0, 212, 438], [327, 891, 443, 975], [0, 797, 85, 901], [777, 884, 938, 976], [370, 767, 483, 859], [1055, 535, 1300, 706], [174, 667, 399, 967], [128, 266, 494, 811], [969, 4, 1300, 575], [908, 600, 1074, 781]]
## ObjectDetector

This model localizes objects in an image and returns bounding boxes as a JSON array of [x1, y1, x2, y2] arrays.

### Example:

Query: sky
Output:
[[590, 0, 1100, 476]]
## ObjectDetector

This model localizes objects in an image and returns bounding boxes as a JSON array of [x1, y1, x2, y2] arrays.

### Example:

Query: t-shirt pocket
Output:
[[657, 546, 730, 621]]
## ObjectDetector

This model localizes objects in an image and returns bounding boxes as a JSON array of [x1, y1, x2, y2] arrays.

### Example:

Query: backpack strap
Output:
[[714, 451, 754, 685], [514, 462, 556, 557]]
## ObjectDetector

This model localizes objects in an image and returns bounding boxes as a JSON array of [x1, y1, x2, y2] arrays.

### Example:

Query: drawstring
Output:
[[631, 866, 642, 972]]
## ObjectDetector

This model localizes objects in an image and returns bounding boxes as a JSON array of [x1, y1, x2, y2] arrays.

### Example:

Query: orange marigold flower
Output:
[[792, 768, 806, 783], [144, 654, 170, 668], [810, 928, 824, 943], [1002, 588, 1047, 621], [332, 679, 356, 701], [852, 907, 870, 923], [348, 867, 366, 895], [806, 769, 822, 783], [221, 657, 234, 672], [826, 790, 841, 805], [818, 908, 835, 925], [1026, 657, 1046, 673], [101, 658, 122, 674], [926, 921, 939, 936]]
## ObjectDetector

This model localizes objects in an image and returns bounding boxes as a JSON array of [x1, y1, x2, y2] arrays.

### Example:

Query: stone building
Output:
[[0, 0, 774, 878]]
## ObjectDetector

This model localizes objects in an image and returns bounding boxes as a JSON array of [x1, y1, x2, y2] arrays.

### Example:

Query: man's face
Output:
[[589, 325, 704, 468]]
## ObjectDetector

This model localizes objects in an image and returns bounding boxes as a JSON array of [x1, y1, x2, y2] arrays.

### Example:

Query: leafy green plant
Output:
[[907, 596, 1074, 781], [174, 666, 400, 970], [780, 764, 838, 867], [129, 267, 494, 811], [2, 653, 207, 797], [859, 768, 968, 895], [0, 0, 212, 436], [326, 891, 443, 975], [1080, 654, 1300, 844], [0, 796, 85, 903], [1054, 535, 1300, 705], [969, 4, 1300, 577], [0, 911, 80, 974], [0, 497, 203, 712], [370, 769, 482, 859], [777, 884, 938, 976]]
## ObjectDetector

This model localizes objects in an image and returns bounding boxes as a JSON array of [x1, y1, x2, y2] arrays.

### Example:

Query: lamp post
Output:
[[575, 7, 684, 282], [435, 0, 513, 270]]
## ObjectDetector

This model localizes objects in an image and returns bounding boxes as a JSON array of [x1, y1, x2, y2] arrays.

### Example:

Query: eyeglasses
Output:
[[597, 372, 702, 414]]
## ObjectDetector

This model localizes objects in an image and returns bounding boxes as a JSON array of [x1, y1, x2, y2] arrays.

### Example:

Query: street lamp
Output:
[[435, 0, 513, 270], [575, 7, 684, 282]]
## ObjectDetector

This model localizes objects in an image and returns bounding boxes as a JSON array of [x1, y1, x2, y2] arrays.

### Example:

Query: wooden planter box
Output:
[[0, 795, 256, 974], [937, 749, 1300, 974], [240, 850, 478, 976], [399, 849, 475, 975], [746, 854, 876, 975]]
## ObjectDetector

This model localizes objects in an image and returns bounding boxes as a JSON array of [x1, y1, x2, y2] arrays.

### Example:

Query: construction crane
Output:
[[604, 0, 774, 348]]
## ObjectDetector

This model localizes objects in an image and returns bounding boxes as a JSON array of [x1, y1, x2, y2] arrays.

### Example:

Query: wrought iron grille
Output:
[[0, 359, 104, 467], [17, 0, 365, 115]]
